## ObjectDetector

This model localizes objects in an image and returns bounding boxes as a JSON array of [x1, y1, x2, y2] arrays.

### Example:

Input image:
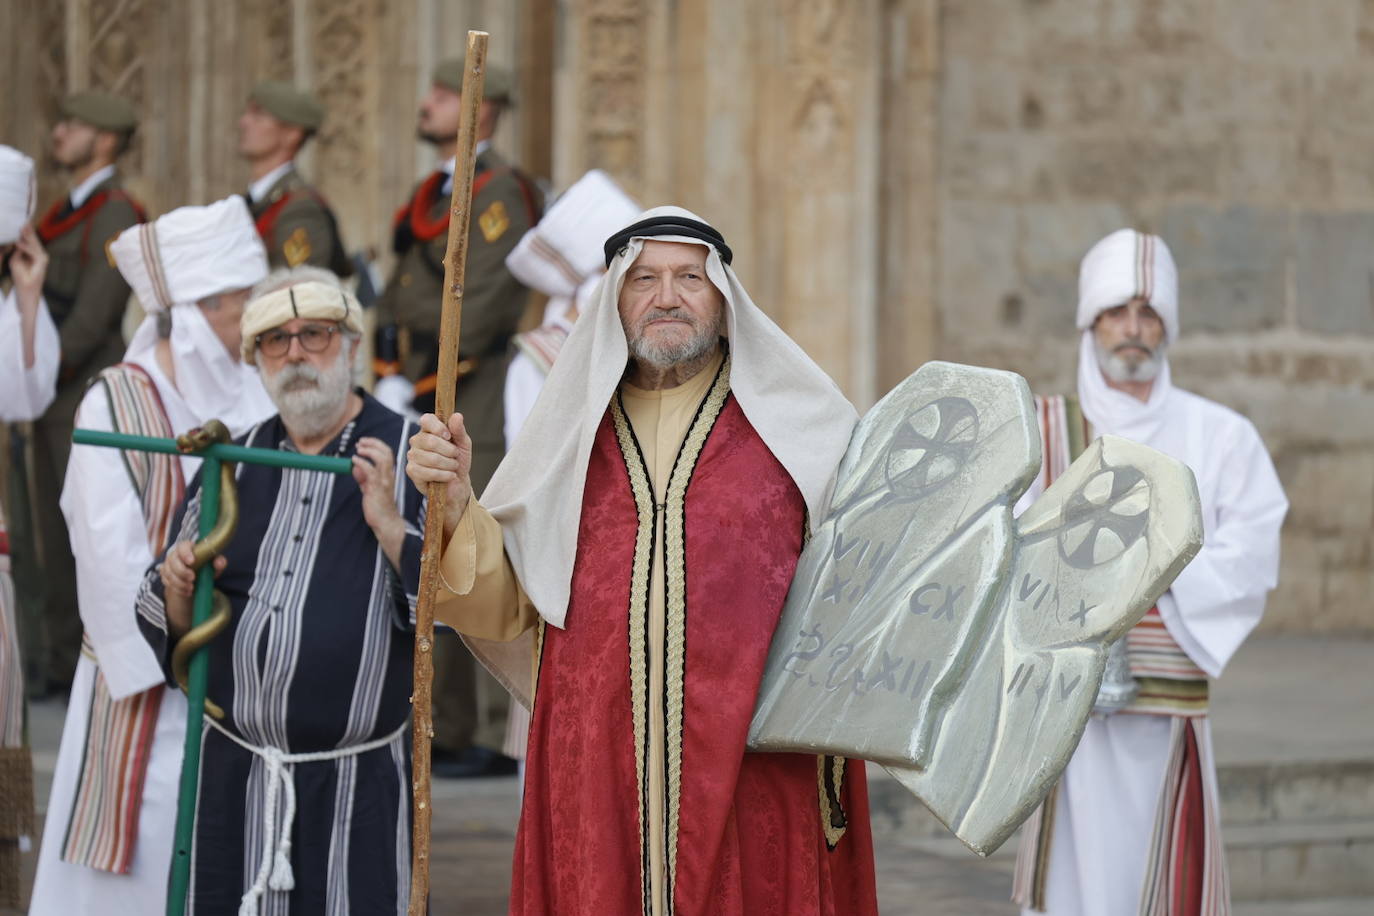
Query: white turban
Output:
[[0, 146, 36, 245], [109, 196, 267, 313], [504, 169, 640, 301], [240, 279, 364, 365], [1076, 228, 1179, 342]]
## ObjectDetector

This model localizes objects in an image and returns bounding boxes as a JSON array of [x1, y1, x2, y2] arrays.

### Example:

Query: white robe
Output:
[[30, 310, 274, 915], [1, 286, 58, 753], [0, 287, 59, 423], [1025, 334, 1288, 916]]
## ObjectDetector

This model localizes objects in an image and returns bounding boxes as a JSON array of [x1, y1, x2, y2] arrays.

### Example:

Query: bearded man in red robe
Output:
[[406, 207, 879, 915]]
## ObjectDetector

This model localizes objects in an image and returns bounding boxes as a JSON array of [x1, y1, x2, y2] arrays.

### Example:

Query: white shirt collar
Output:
[[69, 165, 116, 208], [248, 161, 296, 205], [440, 140, 492, 193]]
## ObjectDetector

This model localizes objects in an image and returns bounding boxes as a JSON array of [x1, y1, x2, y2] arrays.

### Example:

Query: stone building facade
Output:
[[1, 0, 1369, 633]]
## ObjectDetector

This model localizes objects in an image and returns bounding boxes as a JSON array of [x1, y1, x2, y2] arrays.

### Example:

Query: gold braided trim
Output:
[[530, 619, 547, 710], [661, 355, 732, 898], [817, 755, 850, 848], [610, 394, 658, 914]]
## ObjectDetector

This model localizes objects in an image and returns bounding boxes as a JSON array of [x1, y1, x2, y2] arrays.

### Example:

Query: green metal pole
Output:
[[73, 428, 354, 475], [166, 455, 220, 916], [70, 426, 354, 914]]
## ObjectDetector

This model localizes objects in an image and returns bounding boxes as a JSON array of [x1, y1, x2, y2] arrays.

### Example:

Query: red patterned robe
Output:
[[442, 356, 878, 915]]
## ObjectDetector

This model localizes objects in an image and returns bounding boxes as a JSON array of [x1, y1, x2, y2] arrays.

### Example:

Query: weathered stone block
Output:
[[940, 132, 1022, 199], [1322, 569, 1374, 630], [941, 0, 1026, 59], [1158, 205, 1288, 332], [1103, 0, 1214, 52], [1287, 450, 1374, 534], [1219, 0, 1360, 61], [1296, 212, 1374, 334], [938, 200, 1021, 341]]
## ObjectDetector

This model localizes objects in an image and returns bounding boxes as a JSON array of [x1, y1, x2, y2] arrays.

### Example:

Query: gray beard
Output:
[[1095, 339, 1163, 383], [626, 310, 723, 370], [264, 345, 354, 441]]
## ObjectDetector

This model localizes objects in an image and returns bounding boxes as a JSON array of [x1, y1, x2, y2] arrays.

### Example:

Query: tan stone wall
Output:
[[4, 0, 1369, 633], [935, 0, 1374, 634]]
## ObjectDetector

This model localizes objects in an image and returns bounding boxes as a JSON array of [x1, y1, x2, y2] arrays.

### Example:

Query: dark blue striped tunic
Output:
[[137, 392, 424, 916]]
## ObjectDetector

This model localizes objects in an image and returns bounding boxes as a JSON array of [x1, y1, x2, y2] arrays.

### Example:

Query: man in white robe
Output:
[[0, 143, 54, 909], [1013, 228, 1289, 916], [29, 197, 276, 914]]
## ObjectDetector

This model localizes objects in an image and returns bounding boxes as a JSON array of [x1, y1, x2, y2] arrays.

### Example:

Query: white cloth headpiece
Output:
[[481, 205, 859, 629], [0, 146, 36, 245], [110, 196, 267, 313], [504, 170, 640, 300], [117, 198, 276, 435], [239, 279, 364, 365], [1077, 228, 1179, 342]]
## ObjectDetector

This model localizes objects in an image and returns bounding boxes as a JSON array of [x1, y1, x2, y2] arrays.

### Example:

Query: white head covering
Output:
[[482, 205, 859, 629], [0, 146, 36, 245], [1076, 228, 1179, 343], [505, 169, 640, 312], [239, 279, 365, 365], [1076, 228, 1178, 443], [110, 196, 267, 314], [111, 196, 275, 434]]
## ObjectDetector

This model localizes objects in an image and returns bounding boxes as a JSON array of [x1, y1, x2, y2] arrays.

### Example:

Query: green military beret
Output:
[[60, 90, 138, 134], [249, 80, 325, 131], [432, 59, 514, 104]]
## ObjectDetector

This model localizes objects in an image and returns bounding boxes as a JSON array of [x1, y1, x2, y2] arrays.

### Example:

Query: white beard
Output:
[[1095, 339, 1163, 383], [264, 344, 354, 441]]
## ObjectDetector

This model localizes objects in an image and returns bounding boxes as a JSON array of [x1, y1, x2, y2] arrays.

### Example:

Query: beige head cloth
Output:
[[240, 279, 364, 365], [480, 205, 859, 631]]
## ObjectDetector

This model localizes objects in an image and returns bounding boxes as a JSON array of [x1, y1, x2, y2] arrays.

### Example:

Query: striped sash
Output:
[[1014, 394, 1221, 914], [61, 364, 183, 874]]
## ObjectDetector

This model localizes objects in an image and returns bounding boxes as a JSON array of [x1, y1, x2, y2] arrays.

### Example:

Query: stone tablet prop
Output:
[[747, 361, 1203, 855]]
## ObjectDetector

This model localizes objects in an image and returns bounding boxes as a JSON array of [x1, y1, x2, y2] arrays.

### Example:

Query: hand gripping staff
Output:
[[407, 29, 490, 915], [70, 421, 353, 916]]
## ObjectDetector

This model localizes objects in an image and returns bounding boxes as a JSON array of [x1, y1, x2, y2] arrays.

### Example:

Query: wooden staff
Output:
[[409, 29, 489, 914]]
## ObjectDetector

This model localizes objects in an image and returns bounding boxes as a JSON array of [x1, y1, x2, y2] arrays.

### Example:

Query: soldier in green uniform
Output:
[[376, 60, 541, 777], [238, 80, 350, 275], [28, 91, 146, 691]]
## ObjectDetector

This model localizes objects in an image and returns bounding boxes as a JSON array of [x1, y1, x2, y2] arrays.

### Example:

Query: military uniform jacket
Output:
[[248, 164, 351, 276], [35, 173, 145, 417], [377, 148, 541, 488]]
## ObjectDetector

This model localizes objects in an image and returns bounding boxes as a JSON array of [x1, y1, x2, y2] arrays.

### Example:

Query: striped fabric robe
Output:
[[135, 393, 424, 916], [1013, 391, 1286, 916]]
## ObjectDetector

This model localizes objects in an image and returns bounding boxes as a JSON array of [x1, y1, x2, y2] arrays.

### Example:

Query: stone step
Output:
[[1220, 759, 1374, 825], [1227, 817, 1374, 901], [1236, 899, 1374, 916], [868, 758, 1374, 835], [867, 762, 1374, 901]]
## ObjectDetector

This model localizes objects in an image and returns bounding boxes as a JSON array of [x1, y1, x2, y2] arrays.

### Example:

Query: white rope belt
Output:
[[204, 715, 409, 916]]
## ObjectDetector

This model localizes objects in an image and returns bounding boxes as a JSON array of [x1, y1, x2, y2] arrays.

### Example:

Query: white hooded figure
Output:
[[1013, 229, 1289, 916], [0, 144, 57, 422], [31, 197, 276, 916]]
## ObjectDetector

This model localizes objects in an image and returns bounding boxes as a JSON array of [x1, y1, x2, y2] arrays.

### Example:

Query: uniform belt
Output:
[[413, 359, 478, 396], [205, 716, 408, 916]]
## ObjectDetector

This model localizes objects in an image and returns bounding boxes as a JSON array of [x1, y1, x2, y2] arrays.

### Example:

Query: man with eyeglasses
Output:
[[131, 275, 426, 914]]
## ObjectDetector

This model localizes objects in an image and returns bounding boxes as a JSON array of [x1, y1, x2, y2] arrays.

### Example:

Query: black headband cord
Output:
[[602, 216, 733, 268]]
